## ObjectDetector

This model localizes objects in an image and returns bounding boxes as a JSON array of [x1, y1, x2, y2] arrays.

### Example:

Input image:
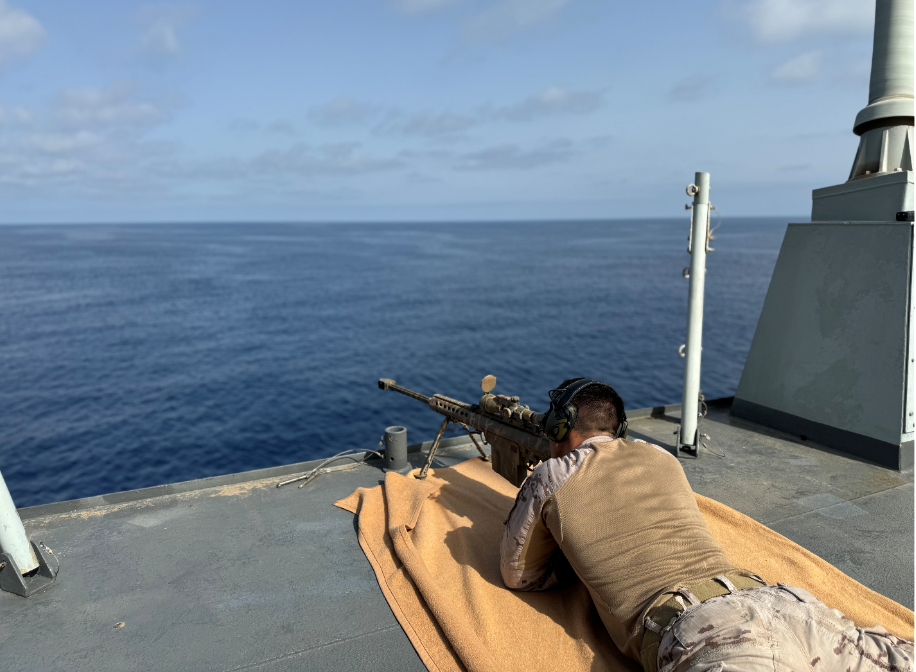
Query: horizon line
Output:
[[0, 215, 808, 227]]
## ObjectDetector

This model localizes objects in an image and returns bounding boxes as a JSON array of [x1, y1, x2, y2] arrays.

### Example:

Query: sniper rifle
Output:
[[377, 375, 549, 487]]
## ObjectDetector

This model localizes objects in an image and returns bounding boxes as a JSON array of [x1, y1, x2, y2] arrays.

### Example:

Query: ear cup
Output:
[[548, 417, 569, 442], [565, 402, 578, 435]]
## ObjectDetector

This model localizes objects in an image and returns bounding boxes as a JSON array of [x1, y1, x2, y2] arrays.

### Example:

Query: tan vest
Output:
[[542, 439, 752, 661]]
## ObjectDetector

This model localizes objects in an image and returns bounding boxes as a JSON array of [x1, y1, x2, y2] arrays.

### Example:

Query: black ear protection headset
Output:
[[542, 378, 628, 443]]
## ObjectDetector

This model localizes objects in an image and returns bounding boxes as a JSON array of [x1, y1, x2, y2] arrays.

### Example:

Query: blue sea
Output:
[[0, 219, 788, 507]]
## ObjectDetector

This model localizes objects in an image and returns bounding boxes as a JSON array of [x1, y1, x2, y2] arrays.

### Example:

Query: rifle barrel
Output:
[[378, 379, 430, 404]]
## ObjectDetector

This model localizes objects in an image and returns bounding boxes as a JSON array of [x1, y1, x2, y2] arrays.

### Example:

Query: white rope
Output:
[[275, 449, 384, 489], [40, 541, 61, 576], [700, 432, 727, 458]]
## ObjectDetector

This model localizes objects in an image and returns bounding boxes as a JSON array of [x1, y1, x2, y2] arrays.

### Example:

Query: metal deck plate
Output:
[[3, 409, 912, 671]]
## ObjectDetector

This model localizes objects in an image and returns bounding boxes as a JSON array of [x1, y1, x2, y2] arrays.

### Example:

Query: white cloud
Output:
[[394, 0, 461, 15], [734, 0, 873, 43], [142, 20, 180, 56], [254, 142, 402, 176], [267, 119, 296, 135], [771, 51, 822, 81], [28, 131, 104, 154], [308, 100, 476, 138], [56, 85, 164, 127], [456, 139, 574, 170], [13, 106, 32, 124], [380, 111, 476, 138], [493, 87, 602, 121], [308, 98, 376, 127], [0, 0, 45, 68], [0, 105, 34, 125], [229, 117, 259, 132], [307, 87, 602, 138], [0, 81, 174, 191], [0, 158, 83, 183], [153, 142, 403, 182], [462, 0, 571, 43], [0, 124, 173, 188], [668, 76, 716, 101], [137, 5, 195, 60]]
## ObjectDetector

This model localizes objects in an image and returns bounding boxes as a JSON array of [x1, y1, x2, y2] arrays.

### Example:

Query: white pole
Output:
[[680, 172, 710, 451], [0, 468, 38, 574]]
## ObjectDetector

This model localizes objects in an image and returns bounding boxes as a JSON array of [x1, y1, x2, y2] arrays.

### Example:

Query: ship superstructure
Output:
[[732, 0, 914, 470]]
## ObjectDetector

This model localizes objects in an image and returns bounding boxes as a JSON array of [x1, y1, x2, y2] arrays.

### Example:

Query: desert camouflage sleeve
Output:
[[499, 446, 593, 591]]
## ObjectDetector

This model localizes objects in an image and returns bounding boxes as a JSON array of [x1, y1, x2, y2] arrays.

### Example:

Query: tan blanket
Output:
[[335, 457, 914, 672]]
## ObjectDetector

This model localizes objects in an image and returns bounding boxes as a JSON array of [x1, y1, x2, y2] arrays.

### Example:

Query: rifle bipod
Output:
[[416, 417, 450, 480], [460, 423, 490, 462], [415, 419, 491, 480]]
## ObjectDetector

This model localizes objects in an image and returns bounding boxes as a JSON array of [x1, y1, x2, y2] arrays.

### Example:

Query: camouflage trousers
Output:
[[657, 584, 914, 672]]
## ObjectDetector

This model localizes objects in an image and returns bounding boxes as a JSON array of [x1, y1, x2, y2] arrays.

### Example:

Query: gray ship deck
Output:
[[5, 401, 913, 671]]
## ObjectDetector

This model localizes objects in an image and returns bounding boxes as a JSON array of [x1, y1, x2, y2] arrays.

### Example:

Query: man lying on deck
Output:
[[500, 377, 914, 672]]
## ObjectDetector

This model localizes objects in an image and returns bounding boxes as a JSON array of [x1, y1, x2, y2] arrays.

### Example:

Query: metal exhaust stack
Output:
[[849, 0, 914, 179]]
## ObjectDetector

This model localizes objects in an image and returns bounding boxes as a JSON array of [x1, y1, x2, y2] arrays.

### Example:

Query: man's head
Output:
[[547, 378, 626, 459]]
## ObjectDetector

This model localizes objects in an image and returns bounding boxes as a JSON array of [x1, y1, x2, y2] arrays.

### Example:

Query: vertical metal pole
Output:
[[0, 468, 39, 574], [680, 172, 710, 452]]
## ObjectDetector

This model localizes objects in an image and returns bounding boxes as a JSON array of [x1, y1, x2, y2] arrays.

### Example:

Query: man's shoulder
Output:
[[528, 444, 595, 497], [590, 437, 675, 459]]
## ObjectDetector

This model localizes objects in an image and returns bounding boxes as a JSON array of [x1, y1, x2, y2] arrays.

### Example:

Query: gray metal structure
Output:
[[1, 402, 911, 671], [0, 540, 58, 598], [732, 0, 915, 470]]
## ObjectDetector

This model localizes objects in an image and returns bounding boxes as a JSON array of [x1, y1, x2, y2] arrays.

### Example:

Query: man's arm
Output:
[[499, 446, 593, 590]]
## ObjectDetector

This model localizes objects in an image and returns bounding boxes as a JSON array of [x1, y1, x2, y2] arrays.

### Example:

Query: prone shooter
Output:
[[379, 375, 913, 671]]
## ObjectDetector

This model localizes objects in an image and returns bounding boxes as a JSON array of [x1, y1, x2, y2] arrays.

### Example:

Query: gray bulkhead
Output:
[[732, 0, 914, 470]]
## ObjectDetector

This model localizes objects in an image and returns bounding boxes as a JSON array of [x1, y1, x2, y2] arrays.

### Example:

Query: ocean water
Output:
[[0, 219, 787, 507]]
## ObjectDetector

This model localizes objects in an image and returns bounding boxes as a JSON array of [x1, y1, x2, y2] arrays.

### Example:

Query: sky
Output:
[[0, 0, 878, 223]]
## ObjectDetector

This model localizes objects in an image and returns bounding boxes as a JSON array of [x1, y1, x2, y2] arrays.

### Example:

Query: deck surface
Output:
[[3, 405, 913, 671]]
